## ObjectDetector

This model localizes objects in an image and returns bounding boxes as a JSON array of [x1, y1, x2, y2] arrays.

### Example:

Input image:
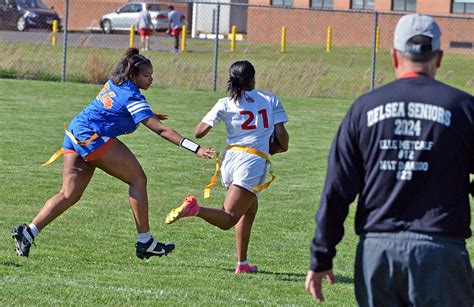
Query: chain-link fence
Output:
[[0, 0, 473, 99]]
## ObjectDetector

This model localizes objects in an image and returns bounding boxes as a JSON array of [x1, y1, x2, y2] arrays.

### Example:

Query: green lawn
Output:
[[0, 79, 472, 305]]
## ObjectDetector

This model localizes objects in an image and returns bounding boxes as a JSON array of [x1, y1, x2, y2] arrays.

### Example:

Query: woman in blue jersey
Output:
[[12, 48, 214, 260], [165, 61, 289, 274]]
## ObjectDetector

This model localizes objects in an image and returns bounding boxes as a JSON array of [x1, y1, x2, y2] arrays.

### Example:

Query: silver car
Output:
[[100, 2, 168, 34]]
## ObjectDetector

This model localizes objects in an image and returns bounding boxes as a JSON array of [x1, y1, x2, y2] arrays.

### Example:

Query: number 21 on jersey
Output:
[[240, 109, 269, 130], [96, 82, 116, 109]]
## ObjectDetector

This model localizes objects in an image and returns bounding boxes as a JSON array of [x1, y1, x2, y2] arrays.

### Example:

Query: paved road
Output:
[[0, 30, 212, 52]]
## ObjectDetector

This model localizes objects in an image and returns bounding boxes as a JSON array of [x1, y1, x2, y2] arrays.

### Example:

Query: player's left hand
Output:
[[305, 269, 335, 303], [197, 147, 215, 162], [155, 113, 169, 121]]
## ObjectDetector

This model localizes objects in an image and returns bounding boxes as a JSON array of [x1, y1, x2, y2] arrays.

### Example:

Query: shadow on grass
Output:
[[199, 265, 353, 284], [1, 261, 22, 268]]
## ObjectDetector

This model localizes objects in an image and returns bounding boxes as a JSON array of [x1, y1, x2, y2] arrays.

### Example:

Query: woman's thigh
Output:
[[61, 153, 96, 197], [89, 139, 146, 185], [223, 184, 257, 220]]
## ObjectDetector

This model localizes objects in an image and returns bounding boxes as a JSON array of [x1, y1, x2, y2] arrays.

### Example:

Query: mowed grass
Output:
[[0, 79, 472, 305]]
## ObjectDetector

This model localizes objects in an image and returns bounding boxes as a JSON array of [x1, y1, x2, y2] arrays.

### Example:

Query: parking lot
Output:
[[0, 29, 202, 52]]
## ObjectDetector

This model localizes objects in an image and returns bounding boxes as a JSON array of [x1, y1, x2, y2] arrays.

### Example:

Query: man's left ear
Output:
[[391, 49, 399, 69]]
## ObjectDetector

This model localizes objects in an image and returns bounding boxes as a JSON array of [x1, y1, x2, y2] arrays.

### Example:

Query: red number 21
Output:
[[240, 109, 269, 130]]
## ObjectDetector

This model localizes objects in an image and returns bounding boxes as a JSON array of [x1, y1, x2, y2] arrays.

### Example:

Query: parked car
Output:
[[100, 2, 168, 34], [0, 0, 61, 31]]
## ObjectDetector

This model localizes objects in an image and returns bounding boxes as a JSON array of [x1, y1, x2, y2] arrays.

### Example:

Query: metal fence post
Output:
[[212, 4, 221, 92], [61, 0, 69, 82], [370, 11, 378, 91], [212, 9, 216, 34]]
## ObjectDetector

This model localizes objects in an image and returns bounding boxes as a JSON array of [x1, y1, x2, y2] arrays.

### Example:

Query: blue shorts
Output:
[[63, 133, 113, 161]]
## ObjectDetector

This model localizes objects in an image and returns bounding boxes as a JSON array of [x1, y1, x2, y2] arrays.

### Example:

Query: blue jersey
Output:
[[67, 80, 154, 141]]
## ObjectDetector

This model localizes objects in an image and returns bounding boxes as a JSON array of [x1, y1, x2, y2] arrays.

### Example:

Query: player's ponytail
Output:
[[227, 61, 255, 102], [110, 47, 152, 85]]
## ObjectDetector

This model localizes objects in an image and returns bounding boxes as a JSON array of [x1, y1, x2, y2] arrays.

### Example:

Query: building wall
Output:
[[246, 0, 474, 51], [247, 8, 473, 51]]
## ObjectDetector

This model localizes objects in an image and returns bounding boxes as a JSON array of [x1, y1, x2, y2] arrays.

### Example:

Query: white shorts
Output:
[[220, 150, 268, 195]]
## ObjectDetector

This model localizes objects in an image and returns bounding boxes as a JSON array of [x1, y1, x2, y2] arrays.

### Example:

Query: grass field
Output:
[[0, 40, 473, 100], [0, 79, 472, 305]]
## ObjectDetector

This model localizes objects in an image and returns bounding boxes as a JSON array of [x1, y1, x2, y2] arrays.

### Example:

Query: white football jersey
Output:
[[201, 89, 288, 154]]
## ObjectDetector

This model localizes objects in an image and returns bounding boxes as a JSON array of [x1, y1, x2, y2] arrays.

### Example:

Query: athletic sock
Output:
[[28, 224, 40, 238], [238, 260, 248, 265], [137, 231, 152, 243]]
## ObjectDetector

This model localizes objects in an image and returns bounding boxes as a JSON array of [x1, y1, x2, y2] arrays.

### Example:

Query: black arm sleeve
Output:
[[309, 106, 363, 272]]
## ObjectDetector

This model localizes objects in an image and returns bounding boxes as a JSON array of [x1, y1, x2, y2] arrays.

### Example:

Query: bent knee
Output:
[[129, 172, 147, 187], [219, 215, 240, 230], [219, 224, 234, 231]]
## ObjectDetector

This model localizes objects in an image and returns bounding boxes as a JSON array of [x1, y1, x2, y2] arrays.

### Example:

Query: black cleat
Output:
[[12, 224, 35, 257], [135, 238, 175, 259]]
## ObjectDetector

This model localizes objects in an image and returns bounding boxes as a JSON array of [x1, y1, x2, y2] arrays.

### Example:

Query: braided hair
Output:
[[110, 48, 152, 85], [227, 61, 255, 102]]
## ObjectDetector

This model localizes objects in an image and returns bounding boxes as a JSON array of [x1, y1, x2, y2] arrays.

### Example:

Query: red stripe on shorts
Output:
[[84, 138, 115, 161]]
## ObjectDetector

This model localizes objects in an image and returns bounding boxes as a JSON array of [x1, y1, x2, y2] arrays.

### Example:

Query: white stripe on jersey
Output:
[[128, 100, 147, 108], [128, 103, 151, 114]]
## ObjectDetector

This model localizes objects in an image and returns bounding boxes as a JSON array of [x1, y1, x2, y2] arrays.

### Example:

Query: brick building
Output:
[[246, 0, 474, 50], [249, 0, 474, 15]]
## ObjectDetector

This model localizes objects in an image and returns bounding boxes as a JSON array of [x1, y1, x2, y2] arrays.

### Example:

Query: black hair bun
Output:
[[124, 47, 140, 58]]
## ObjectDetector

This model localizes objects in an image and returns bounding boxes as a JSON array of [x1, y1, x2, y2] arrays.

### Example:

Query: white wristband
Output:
[[180, 138, 200, 154]]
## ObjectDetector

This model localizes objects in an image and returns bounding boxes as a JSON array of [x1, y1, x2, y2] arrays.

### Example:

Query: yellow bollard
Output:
[[51, 20, 58, 46], [230, 25, 236, 52], [129, 24, 135, 48], [326, 26, 332, 52], [375, 26, 380, 53], [181, 25, 187, 52], [280, 26, 286, 53]]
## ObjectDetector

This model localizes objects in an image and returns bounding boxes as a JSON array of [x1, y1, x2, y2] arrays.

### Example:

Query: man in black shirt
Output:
[[306, 14, 474, 306]]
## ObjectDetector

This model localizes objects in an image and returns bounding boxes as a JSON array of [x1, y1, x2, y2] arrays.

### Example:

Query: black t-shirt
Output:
[[310, 74, 474, 272]]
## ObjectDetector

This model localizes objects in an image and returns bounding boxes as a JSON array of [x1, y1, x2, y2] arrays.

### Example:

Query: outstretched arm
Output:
[[142, 115, 214, 160]]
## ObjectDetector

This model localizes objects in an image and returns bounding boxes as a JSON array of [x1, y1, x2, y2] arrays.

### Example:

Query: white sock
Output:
[[28, 224, 40, 237], [238, 260, 248, 265], [137, 232, 152, 243]]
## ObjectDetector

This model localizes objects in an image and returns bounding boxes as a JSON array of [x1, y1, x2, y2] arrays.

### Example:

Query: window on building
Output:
[[352, 0, 375, 10], [393, 0, 416, 11], [452, 0, 474, 13], [272, 0, 293, 7], [311, 0, 333, 9]]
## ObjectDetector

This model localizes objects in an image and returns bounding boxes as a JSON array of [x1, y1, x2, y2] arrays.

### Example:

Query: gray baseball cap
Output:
[[394, 14, 441, 53]]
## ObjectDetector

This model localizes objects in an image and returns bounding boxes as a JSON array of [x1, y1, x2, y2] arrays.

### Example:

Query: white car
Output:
[[100, 2, 168, 34]]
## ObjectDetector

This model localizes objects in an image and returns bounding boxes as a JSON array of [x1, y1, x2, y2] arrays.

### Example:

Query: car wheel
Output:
[[102, 19, 112, 34], [17, 16, 27, 31]]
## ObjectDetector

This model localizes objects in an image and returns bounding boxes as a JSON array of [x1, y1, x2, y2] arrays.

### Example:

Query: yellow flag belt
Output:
[[203, 145, 276, 199]]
